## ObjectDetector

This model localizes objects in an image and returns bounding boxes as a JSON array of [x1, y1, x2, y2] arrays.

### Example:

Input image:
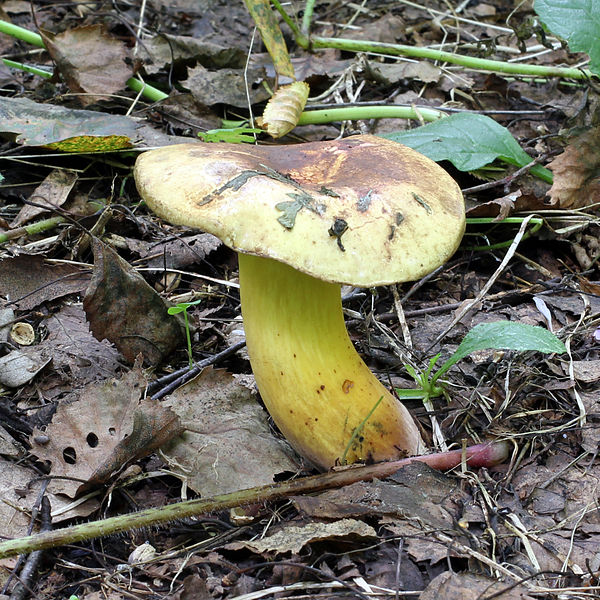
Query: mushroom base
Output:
[[238, 253, 425, 470]]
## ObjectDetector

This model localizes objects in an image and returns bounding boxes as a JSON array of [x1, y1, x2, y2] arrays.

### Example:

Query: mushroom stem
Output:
[[239, 253, 425, 470]]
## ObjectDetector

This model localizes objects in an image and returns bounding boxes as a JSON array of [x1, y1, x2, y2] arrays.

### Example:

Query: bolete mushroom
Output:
[[134, 135, 465, 470]]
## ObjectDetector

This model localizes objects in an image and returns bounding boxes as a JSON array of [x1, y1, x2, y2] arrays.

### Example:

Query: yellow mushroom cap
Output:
[[134, 135, 465, 287]]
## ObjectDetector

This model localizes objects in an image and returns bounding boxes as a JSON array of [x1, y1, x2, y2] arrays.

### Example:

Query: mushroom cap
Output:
[[134, 135, 465, 287]]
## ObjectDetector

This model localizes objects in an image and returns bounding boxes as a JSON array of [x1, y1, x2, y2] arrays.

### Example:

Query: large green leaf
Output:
[[381, 113, 534, 172], [432, 321, 566, 385], [452, 321, 566, 363], [535, 0, 600, 74]]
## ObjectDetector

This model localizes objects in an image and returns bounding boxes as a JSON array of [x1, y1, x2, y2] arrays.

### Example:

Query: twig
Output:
[[149, 340, 246, 399], [0, 442, 509, 559]]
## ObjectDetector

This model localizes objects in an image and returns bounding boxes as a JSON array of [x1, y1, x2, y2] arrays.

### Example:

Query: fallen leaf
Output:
[[182, 64, 272, 107], [421, 571, 534, 600], [162, 367, 299, 496], [0, 254, 90, 310], [0, 350, 50, 387], [0, 96, 186, 150], [41, 24, 131, 106], [43, 304, 122, 384], [137, 34, 246, 75], [547, 126, 600, 208], [0, 458, 98, 536], [11, 169, 77, 227], [83, 239, 184, 365], [229, 518, 376, 555], [465, 190, 521, 219], [30, 364, 180, 497]]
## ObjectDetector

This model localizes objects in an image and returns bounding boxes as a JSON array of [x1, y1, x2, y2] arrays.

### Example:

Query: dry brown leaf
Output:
[[11, 169, 77, 227], [30, 364, 180, 497], [83, 239, 184, 365], [421, 572, 534, 600], [41, 25, 131, 106], [547, 126, 600, 208], [466, 190, 520, 219], [162, 367, 299, 496], [0, 458, 98, 536], [0, 254, 91, 310], [228, 519, 376, 555]]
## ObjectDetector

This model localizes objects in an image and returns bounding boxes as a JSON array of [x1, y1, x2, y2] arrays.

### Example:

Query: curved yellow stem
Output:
[[239, 253, 425, 470]]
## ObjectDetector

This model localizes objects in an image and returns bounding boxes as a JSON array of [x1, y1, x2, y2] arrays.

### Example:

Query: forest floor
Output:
[[1, 0, 599, 599]]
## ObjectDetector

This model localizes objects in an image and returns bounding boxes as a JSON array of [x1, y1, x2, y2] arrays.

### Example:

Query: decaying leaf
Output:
[[83, 239, 184, 365], [30, 364, 181, 498], [11, 169, 77, 227], [41, 24, 131, 106], [420, 571, 534, 600], [182, 63, 272, 108], [0, 254, 91, 310], [547, 126, 600, 208], [229, 518, 376, 555], [162, 367, 299, 497]]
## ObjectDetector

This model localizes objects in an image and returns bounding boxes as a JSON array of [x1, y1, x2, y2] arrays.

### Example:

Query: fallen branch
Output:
[[0, 441, 509, 559]]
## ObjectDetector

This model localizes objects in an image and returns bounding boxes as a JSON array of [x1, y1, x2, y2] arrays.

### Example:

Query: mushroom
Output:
[[134, 135, 465, 470]]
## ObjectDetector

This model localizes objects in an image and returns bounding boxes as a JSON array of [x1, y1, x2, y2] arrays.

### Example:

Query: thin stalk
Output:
[[302, 0, 317, 35], [270, 0, 307, 45], [306, 36, 592, 80], [2, 59, 51, 79], [0, 20, 45, 47], [464, 216, 544, 251], [0, 216, 66, 244], [298, 105, 445, 125], [0, 441, 509, 559]]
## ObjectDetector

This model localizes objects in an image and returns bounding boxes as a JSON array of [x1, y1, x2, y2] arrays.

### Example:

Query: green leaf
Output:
[[453, 321, 567, 362], [198, 127, 262, 143], [167, 299, 202, 315], [432, 321, 566, 384], [243, 0, 295, 80], [381, 113, 534, 172], [535, 0, 600, 74]]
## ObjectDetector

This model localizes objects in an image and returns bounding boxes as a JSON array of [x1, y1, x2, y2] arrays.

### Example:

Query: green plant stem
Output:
[[269, 0, 307, 45], [0, 216, 66, 244], [302, 0, 317, 35], [2, 58, 52, 78], [0, 441, 509, 559], [464, 216, 544, 251], [0, 19, 44, 47], [306, 36, 592, 80], [298, 105, 445, 125]]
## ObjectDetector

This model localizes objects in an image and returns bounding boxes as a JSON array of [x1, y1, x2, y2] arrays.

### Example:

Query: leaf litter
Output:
[[0, 0, 600, 598]]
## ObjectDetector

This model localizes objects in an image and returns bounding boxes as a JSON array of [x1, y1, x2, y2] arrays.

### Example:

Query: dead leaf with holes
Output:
[[41, 25, 131, 106], [547, 126, 600, 208], [30, 364, 182, 498], [161, 367, 299, 497]]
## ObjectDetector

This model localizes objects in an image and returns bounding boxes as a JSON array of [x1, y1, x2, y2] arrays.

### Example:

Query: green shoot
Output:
[[396, 321, 567, 403], [340, 395, 384, 465], [167, 299, 202, 369]]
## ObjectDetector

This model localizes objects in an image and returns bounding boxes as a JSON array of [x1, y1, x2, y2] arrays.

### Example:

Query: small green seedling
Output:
[[396, 321, 567, 402], [167, 299, 202, 369]]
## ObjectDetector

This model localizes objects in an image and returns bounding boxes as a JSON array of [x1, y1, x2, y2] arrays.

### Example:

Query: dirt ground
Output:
[[1, 0, 600, 598]]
